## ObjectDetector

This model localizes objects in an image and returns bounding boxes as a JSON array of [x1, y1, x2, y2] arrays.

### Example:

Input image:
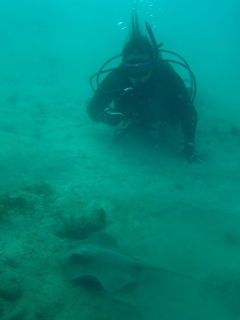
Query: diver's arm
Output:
[[86, 70, 119, 122], [167, 66, 198, 143], [181, 103, 198, 143], [86, 92, 112, 122], [178, 83, 198, 160], [87, 93, 125, 126], [167, 66, 198, 159], [180, 104, 198, 162]]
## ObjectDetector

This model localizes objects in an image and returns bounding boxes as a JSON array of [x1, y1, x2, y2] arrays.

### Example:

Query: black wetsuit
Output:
[[87, 60, 198, 143]]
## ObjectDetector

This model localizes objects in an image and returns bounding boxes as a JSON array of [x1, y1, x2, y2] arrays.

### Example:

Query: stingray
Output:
[[58, 233, 210, 293]]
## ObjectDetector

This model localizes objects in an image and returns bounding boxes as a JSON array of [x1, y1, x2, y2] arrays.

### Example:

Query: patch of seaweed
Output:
[[22, 182, 54, 198], [0, 194, 35, 220], [55, 207, 107, 240]]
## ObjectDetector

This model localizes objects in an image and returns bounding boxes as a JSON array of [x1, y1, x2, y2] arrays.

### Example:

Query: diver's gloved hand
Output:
[[99, 111, 125, 126], [181, 142, 196, 163]]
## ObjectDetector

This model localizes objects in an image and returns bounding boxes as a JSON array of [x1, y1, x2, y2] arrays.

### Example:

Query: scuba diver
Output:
[[86, 11, 198, 162]]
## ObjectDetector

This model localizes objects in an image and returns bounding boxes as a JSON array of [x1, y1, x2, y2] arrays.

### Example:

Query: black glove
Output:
[[99, 111, 125, 126], [181, 142, 196, 162]]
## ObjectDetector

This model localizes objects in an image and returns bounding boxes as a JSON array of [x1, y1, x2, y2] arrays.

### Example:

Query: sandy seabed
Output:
[[0, 88, 240, 320]]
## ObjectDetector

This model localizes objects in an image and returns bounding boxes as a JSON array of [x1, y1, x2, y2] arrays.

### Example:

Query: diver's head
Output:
[[122, 36, 154, 84], [122, 11, 155, 85]]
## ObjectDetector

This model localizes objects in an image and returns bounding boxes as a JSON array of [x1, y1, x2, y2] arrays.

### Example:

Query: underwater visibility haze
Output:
[[0, 0, 240, 319]]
